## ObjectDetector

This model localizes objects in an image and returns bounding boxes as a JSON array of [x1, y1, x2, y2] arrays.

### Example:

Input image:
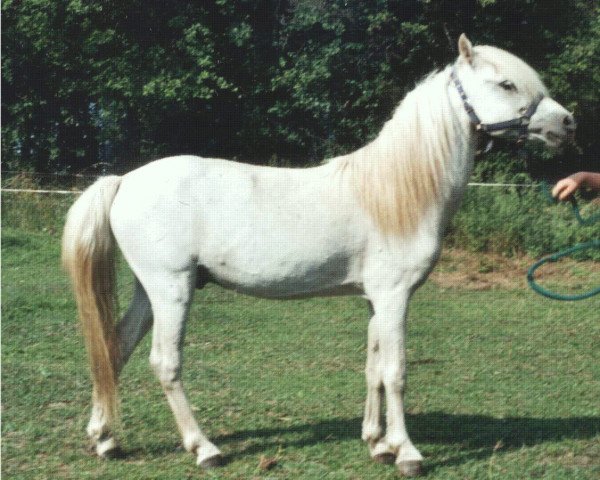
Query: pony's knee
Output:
[[365, 364, 383, 388], [382, 368, 406, 393]]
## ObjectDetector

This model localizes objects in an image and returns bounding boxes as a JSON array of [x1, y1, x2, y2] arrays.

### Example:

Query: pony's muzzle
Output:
[[529, 98, 576, 147]]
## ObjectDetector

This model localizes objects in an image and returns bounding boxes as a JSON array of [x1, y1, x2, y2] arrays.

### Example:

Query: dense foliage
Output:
[[2, 0, 599, 178]]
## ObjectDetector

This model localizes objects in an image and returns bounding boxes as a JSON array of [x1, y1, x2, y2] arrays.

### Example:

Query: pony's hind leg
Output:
[[87, 278, 153, 457], [144, 269, 222, 468], [117, 278, 154, 368]]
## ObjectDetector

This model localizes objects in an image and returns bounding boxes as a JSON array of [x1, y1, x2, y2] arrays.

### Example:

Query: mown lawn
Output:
[[2, 226, 599, 479]]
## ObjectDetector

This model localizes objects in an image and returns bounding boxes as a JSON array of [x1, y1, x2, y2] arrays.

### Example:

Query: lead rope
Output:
[[527, 182, 600, 300]]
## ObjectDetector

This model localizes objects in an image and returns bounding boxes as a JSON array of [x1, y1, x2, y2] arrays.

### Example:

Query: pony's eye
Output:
[[499, 80, 517, 92]]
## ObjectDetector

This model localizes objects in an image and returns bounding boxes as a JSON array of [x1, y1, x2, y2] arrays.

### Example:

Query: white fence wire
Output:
[[1, 182, 540, 195]]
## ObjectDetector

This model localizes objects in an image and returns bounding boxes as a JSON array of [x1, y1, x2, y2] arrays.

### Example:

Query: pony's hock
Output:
[[62, 34, 574, 476]]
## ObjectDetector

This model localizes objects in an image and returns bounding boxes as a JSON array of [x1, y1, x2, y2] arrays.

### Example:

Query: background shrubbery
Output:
[[2, 0, 599, 177], [445, 151, 599, 259], [450, 184, 599, 260]]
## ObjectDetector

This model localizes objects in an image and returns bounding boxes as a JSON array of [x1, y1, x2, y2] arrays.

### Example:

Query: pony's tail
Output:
[[62, 175, 122, 424]]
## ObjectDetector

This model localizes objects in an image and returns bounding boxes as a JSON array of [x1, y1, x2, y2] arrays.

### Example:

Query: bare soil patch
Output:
[[430, 249, 599, 292]]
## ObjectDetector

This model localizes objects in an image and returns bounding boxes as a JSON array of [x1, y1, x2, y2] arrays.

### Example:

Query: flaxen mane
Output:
[[335, 69, 463, 236]]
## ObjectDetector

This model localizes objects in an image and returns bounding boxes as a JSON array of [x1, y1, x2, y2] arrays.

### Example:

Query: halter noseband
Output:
[[450, 67, 544, 144]]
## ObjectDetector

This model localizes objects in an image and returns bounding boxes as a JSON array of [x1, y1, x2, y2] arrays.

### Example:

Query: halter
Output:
[[450, 67, 544, 144]]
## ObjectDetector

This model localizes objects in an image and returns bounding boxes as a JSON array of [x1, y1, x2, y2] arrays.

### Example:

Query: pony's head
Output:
[[453, 34, 575, 147]]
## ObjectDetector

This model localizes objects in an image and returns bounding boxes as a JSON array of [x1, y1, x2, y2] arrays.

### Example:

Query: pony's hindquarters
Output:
[[62, 175, 122, 453]]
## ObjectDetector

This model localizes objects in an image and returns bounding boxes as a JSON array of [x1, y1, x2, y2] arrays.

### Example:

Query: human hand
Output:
[[552, 172, 590, 201]]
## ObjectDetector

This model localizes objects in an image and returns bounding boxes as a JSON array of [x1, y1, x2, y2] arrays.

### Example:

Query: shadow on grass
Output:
[[211, 412, 600, 470]]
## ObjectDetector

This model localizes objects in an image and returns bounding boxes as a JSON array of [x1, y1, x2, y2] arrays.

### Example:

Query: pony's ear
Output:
[[458, 34, 473, 63]]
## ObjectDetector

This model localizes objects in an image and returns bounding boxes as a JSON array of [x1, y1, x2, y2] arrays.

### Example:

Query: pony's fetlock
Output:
[[182, 433, 201, 454], [87, 410, 120, 459], [361, 422, 383, 444], [86, 419, 110, 442]]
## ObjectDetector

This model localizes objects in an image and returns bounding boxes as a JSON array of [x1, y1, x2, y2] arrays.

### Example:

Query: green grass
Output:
[[2, 225, 600, 479]]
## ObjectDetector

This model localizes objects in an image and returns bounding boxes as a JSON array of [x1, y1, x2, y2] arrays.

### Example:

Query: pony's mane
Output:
[[334, 67, 464, 236]]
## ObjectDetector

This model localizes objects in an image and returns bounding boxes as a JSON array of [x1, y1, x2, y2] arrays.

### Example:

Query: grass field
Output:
[[2, 225, 599, 479]]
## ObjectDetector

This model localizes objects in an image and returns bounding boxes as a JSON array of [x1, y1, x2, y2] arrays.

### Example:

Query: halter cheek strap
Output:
[[450, 67, 544, 143]]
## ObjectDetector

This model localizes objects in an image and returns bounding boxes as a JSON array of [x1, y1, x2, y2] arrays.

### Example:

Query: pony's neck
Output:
[[370, 66, 476, 190], [338, 66, 476, 237]]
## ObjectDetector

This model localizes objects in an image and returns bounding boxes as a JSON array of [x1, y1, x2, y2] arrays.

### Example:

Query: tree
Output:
[[2, 0, 598, 177]]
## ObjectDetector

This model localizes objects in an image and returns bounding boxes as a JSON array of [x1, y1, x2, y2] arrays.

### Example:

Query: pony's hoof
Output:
[[96, 436, 122, 459], [198, 453, 224, 469], [372, 452, 396, 464], [397, 460, 422, 477], [100, 446, 125, 460]]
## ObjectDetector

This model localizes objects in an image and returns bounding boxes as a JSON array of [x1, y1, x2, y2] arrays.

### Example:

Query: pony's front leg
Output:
[[366, 290, 422, 477], [362, 302, 387, 461]]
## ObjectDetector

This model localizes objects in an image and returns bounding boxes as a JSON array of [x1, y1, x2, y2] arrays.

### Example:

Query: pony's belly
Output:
[[206, 274, 363, 299], [197, 250, 363, 299]]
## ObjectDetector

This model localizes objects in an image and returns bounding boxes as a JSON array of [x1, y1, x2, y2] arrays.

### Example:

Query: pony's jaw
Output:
[[525, 129, 573, 148]]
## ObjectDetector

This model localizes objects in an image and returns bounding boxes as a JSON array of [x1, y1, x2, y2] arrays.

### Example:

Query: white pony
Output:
[[62, 35, 574, 476]]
